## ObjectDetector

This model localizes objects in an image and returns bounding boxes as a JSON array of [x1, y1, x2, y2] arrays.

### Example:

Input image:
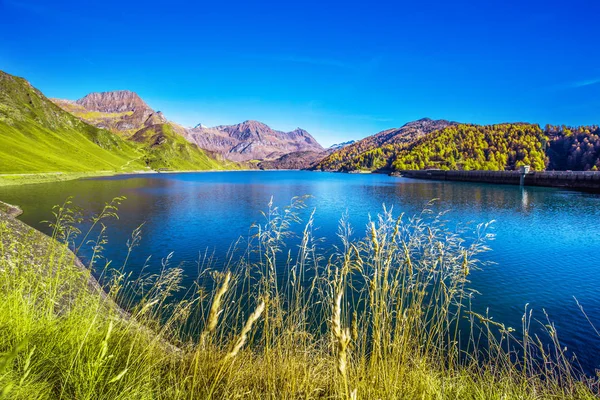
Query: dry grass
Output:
[[0, 197, 598, 399]]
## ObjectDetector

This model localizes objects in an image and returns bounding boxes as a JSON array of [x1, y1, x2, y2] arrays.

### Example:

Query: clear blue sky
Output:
[[1, 0, 599, 146]]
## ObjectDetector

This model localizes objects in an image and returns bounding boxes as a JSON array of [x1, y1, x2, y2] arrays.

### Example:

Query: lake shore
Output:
[[397, 169, 600, 192], [0, 191, 596, 398], [0, 167, 263, 187]]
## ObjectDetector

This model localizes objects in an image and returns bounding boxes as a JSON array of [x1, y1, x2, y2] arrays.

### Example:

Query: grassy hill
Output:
[[318, 120, 600, 172], [130, 123, 233, 170], [315, 119, 453, 172], [392, 123, 547, 171], [0, 71, 146, 174], [0, 70, 234, 176]]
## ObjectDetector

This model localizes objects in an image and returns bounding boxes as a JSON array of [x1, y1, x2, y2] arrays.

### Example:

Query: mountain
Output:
[[328, 140, 356, 151], [320, 119, 600, 173], [0, 71, 146, 173], [51, 89, 233, 171], [316, 118, 454, 171], [257, 150, 326, 170], [54, 92, 321, 168], [258, 140, 359, 170], [129, 123, 228, 170], [391, 123, 547, 171], [52, 90, 167, 136], [184, 120, 324, 162]]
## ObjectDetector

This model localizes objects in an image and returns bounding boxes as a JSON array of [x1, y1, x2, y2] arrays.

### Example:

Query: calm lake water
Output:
[[1, 171, 599, 372]]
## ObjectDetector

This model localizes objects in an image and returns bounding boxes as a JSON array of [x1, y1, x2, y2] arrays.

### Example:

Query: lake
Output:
[[1, 170, 599, 372]]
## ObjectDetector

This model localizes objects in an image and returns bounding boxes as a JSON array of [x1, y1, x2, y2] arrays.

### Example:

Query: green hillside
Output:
[[130, 123, 231, 170], [392, 123, 547, 171], [317, 122, 548, 172], [319, 121, 600, 173], [0, 71, 146, 174]]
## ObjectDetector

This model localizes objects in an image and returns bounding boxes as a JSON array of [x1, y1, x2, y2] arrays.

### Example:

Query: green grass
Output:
[[131, 123, 237, 171], [0, 121, 148, 174], [0, 199, 597, 399], [0, 70, 235, 176], [0, 172, 129, 187], [0, 71, 147, 174]]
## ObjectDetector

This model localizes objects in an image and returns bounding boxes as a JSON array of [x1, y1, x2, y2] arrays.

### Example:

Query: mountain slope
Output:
[[184, 120, 324, 162], [257, 150, 326, 170], [316, 118, 453, 171], [0, 71, 146, 174], [258, 141, 358, 170], [545, 124, 600, 171], [130, 123, 230, 170], [392, 123, 547, 171], [52, 91, 167, 136], [51, 89, 234, 171]]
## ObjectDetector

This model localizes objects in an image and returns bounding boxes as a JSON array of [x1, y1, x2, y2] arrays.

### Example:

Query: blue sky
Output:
[[1, 0, 599, 146]]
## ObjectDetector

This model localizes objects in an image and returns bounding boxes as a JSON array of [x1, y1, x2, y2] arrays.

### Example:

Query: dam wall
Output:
[[399, 170, 600, 192]]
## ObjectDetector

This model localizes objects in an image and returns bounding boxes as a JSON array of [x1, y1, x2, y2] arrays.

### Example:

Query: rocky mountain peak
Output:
[[76, 90, 150, 113], [236, 120, 271, 133], [290, 127, 309, 135], [184, 120, 324, 162]]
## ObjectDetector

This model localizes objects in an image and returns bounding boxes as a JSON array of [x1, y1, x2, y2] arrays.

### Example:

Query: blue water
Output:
[[1, 171, 599, 372]]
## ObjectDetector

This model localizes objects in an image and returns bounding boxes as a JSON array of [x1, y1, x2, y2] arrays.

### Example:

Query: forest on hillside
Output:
[[545, 125, 600, 171], [392, 124, 547, 171], [316, 123, 600, 172]]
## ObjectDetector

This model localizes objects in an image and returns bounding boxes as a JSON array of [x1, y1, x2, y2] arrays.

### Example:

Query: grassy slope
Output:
[[0, 200, 596, 399], [0, 71, 148, 174], [130, 123, 235, 170], [392, 123, 547, 171], [0, 71, 234, 177]]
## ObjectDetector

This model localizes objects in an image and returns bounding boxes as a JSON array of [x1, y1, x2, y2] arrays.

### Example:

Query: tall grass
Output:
[[0, 197, 598, 399]]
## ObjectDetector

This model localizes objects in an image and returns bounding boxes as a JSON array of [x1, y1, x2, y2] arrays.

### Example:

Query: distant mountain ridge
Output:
[[46, 86, 230, 171], [27, 74, 600, 174], [184, 120, 324, 162], [258, 139, 358, 170], [76, 90, 149, 113], [328, 140, 356, 151], [53, 92, 325, 165]]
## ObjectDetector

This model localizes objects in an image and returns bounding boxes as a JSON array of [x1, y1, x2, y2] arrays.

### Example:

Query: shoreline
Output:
[[0, 200, 122, 313], [397, 169, 600, 193], [0, 200, 23, 217], [0, 199, 180, 353], [0, 168, 332, 187], [4, 167, 600, 195], [0, 168, 260, 187]]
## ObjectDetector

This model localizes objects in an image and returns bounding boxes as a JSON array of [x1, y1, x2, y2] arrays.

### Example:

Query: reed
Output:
[[0, 197, 597, 399]]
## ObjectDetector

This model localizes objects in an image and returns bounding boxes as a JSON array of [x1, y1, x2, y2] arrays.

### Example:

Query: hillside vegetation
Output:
[[0, 71, 146, 174], [0, 71, 233, 176], [318, 120, 600, 172], [546, 124, 600, 171], [316, 118, 452, 171], [392, 123, 547, 171], [130, 123, 233, 170], [0, 199, 597, 399]]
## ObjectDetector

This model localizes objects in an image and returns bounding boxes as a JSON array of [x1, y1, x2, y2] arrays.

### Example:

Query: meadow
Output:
[[0, 197, 597, 399]]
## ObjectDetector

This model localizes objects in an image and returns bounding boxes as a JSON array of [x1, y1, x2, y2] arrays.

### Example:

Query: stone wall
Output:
[[399, 170, 600, 192]]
